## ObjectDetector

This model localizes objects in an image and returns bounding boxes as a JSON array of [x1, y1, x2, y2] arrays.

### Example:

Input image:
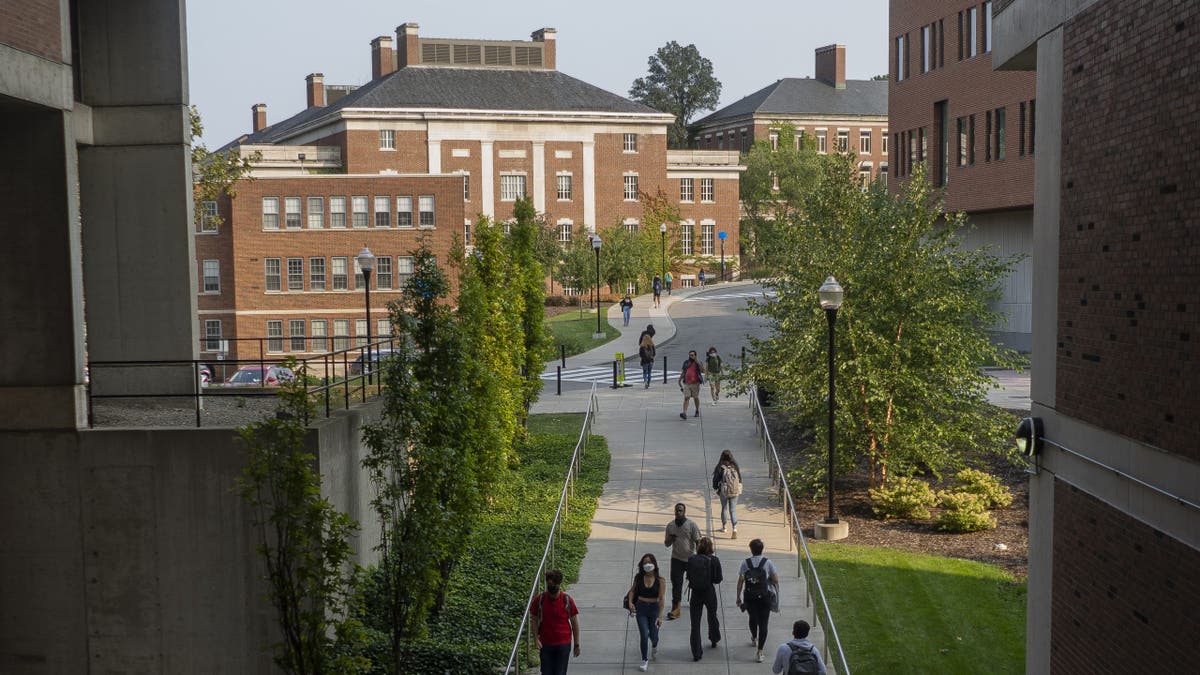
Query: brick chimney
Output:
[[252, 103, 267, 132], [371, 36, 394, 79], [531, 27, 556, 70], [396, 23, 420, 68], [305, 73, 325, 108], [815, 44, 846, 89]]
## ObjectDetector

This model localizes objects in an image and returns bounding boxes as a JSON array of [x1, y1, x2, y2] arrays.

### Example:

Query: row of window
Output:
[[892, 99, 1034, 182], [258, 196, 436, 231], [678, 177, 717, 203], [895, 1, 993, 81], [379, 129, 641, 153], [202, 318, 392, 353], [553, 221, 722, 256], [767, 128, 889, 156], [261, 255, 416, 293]]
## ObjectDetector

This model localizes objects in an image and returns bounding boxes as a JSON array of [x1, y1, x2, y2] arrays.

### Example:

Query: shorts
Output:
[[682, 383, 701, 398]]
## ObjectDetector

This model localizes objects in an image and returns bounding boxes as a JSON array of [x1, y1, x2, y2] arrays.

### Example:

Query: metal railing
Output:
[[750, 386, 851, 675], [503, 382, 599, 674]]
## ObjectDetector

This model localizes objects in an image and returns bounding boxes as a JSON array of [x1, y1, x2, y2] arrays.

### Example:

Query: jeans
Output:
[[634, 600, 660, 660], [641, 361, 654, 385], [719, 494, 739, 528], [688, 586, 720, 659], [670, 558, 687, 605], [623, 307, 631, 326], [746, 596, 771, 650], [539, 642, 571, 675]]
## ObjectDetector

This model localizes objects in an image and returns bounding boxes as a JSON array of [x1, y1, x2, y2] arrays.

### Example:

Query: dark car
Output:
[[349, 349, 398, 376]]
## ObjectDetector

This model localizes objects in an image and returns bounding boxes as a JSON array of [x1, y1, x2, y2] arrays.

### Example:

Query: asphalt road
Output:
[[653, 284, 774, 371]]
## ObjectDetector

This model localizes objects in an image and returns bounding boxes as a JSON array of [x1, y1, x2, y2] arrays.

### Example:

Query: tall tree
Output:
[[740, 124, 823, 273], [629, 41, 722, 148], [508, 198, 552, 423]]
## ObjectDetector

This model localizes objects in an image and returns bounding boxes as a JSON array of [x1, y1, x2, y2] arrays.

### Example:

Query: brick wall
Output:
[[0, 0, 62, 62], [1051, 480, 1198, 673], [541, 141, 586, 228], [343, 129, 428, 174], [1056, 0, 1200, 459]]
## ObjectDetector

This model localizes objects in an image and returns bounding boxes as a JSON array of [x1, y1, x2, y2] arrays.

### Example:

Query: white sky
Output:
[[186, 0, 889, 146]]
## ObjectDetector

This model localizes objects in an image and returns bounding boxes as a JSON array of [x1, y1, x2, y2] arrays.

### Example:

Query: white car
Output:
[[226, 365, 296, 387]]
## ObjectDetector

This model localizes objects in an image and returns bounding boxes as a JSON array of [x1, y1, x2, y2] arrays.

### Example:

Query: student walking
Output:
[[620, 294, 634, 327], [686, 537, 724, 661], [624, 553, 665, 672], [652, 275, 663, 308], [663, 503, 701, 620], [529, 569, 581, 675], [638, 331, 657, 389], [712, 449, 742, 537], [678, 350, 704, 419], [698, 269, 706, 287], [737, 538, 781, 663], [665, 271, 673, 295], [771, 620, 826, 674], [704, 346, 723, 404]]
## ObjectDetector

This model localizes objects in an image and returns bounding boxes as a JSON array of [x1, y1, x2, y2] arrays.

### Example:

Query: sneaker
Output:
[[694, 411, 700, 418], [639, 660, 648, 672], [756, 650, 765, 663], [719, 525, 727, 533], [679, 412, 687, 420], [732, 526, 738, 539]]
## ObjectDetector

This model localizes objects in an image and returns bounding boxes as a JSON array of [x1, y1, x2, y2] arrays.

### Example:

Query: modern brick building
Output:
[[691, 45, 889, 187], [202, 23, 743, 360], [889, 1, 1037, 350], [994, 0, 1200, 672]]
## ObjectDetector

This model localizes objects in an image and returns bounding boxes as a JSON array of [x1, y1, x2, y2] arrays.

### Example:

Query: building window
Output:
[[994, 107, 1006, 161], [859, 167, 872, 190], [330, 196, 346, 228], [623, 175, 638, 201], [984, 1, 993, 53], [396, 256, 414, 286], [985, 110, 992, 162], [969, 115, 976, 164], [311, 319, 327, 352], [836, 130, 849, 152], [309, 257, 326, 291], [967, 6, 978, 58], [623, 133, 638, 152], [380, 129, 395, 150], [307, 197, 324, 228], [680, 177, 694, 202], [1028, 99, 1036, 155], [769, 132, 778, 151], [374, 196, 390, 227], [265, 258, 281, 292], [557, 221, 572, 244], [333, 319, 350, 351], [879, 163, 888, 186], [266, 320, 284, 353], [922, 24, 932, 73], [882, 131, 889, 154], [418, 196, 435, 227], [200, 201, 218, 232], [957, 117, 968, 166], [739, 129, 747, 152], [895, 34, 908, 81], [701, 222, 714, 255], [816, 129, 828, 154], [1019, 102, 1026, 156], [859, 130, 872, 154], [377, 318, 391, 338], [681, 222, 693, 255], [204, 319, 221, 351], [700, 178, 714, 202], [351, 196, 368, 228], [396, 196, 413, 227], [624, 219, 638, 234], [287, 257, 303, 291], [331, 257, 348, 290], [202, 259, 219, 293], [355, 319, 369, 347], [462, 173, 470, 201], [935, 101, 948, 187], [285, 197, 301, 229], [557, 174, 572, 200], [376, 256, 392, 289], [353, 257, 365, 290], [500, 174, 526, 201], [289, 319, 306, 352], [262, 197, 279, 229]]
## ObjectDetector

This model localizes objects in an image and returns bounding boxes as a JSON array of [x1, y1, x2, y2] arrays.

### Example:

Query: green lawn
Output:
[[807, 542, 1025, 675], [546, 310, 620, 357]]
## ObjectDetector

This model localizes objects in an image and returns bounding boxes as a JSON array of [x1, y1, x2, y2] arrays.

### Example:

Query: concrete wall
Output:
[[956, 208, 1034, 352]]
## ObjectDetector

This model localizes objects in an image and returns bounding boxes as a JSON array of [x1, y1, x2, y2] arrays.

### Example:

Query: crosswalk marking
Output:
[[678, 290, 776, 303], [540, 365, 680, 384]]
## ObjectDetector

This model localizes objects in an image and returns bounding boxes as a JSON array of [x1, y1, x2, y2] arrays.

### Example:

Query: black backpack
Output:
[[686, 554, 712, 592], [787, 642, 821, 675], [743, 557, 769, 602]]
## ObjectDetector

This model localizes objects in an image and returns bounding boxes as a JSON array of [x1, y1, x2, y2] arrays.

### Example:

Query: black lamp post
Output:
[[592, 234, 603, 338], [819, 275, 844, 524], [659, 222, 667, 284], [357, 246, 375, 380], [718, 230, 727, 282]]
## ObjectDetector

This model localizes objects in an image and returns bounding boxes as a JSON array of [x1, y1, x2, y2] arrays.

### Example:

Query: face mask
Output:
[[642, 563, 655, 573], [546, 584, 560, 594]]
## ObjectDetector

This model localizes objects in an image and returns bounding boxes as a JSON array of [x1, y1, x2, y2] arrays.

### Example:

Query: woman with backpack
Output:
[[638, 331, 656, 389], [712, 449, 743, 538], [623, 553, 665, 672], [737, 538, 781, 663]]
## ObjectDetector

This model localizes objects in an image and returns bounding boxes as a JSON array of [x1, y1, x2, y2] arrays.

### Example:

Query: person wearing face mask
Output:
[[663, 502, 701, 620], [624, 553, 665, 671], [529, 569, 581, 674], [704, 347, 723, 404]]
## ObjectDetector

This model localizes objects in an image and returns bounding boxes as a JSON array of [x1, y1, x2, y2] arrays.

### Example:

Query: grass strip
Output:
[[547, 312, 621, 358]]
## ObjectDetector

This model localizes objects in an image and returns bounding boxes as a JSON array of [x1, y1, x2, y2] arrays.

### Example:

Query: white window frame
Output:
[[556, 173, 572, 201], [396, 256, 414, 286], [329, 196, 346, 228], [418, 195, 435, 227], [309, 257, 326, 291], [262, 197, 279, 230], [331, 256, 348, 291], [462, 172, 470, 201], [701, 222, 715, 256], [859, 130, 872, 154], [355, 319, 369, 347], [500, 174, 527, 201], [200, 200, 218, 232], [377, 318, 391, 338], [266, 320, 284, 353], [289, 319, 306, 352], [332, 319, 350, 351], [202, 259, 220, 293], [285, 197, 301, 229], [816, 129, 828, 154], [380, 129, 395, 150], [204, 319, 222, 352], [680, 177, 694, 203], [286, 257, 304, 291], [883, 130, 889, 155], [376, 256, 392, 290], [557, 219, 573, 244], [374, 196, 391, 227], [396, 196, 413, 227], [307, 196, 324, 228], [623, 174, 638, 201], [353, 257, 365, 290], [351, 196, 369, 228], [836, 130, 849, 153], [769, 132, 779, 151], [700, 178, 714, 203], [623, 133, 638, 153], [681, 221, 694, 255], [265, 258, 281, 292], [624, 218, 638, 233], [310, 319, 327, 352]]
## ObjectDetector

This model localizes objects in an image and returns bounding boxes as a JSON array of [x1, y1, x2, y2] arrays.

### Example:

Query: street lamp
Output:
[[592, 235, 603, 339], [356, 246, 375, 381], [659, 222, 667, 285], [718, 230, 727, 282], [816, 275, 848, 540]]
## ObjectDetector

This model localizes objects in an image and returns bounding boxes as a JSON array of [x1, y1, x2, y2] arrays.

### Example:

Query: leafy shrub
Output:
[[935, 491, 996, 532], [869, 477, 937, 520], [953, 468, 1013, 509]]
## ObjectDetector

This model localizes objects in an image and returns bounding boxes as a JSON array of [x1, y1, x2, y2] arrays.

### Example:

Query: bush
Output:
[[869, 477, 937, 520], [935, 491, 996, 532], [953, 468, 1013, 509]]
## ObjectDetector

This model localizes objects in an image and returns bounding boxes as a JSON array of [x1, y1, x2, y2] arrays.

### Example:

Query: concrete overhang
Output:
[[992, 0, 1102, 70]]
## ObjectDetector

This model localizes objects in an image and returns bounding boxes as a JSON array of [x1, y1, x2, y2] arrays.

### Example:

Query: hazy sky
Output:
[[187, 0, 889, 146]]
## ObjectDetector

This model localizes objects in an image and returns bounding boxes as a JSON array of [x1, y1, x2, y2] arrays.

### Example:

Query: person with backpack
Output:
[[663, 502, 700, 620], [698, 269, 706, 287], [620, 294, 634, 327], [665, 270, 673, 295], [737, 538, 781, 663], [529, 569, 581, 674], [638, 331, 656, 389], [685, 536, 724, 661], [771, 619, 826, 675], [678, 350, 704, 419], [711, 449, 742, 538], [652, 275, 663, 308], [704, 346, 723, 404], [623, 553, 665, 672]]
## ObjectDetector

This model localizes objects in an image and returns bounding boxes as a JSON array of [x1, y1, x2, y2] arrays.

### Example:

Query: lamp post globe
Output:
[[815, 275, 848, 540], [357, 246, 375, 381], [591, 235, 603, 339]]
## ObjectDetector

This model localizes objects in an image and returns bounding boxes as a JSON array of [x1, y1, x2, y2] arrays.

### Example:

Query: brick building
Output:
[[890, 0, 1037, 350], [202, 23, 743, 360], [691, 45, 889, 187], [994, 0, 1200, 672]]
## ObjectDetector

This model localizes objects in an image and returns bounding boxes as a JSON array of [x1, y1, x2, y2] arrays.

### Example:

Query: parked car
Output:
[[348, 349, 398, 376], [226, 365, 296, 387], [199, 364, 213, 386]]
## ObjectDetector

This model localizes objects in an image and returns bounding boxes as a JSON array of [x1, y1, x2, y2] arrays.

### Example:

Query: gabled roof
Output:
[[693, 78, 888, 127], [233, 66, 665, 147]]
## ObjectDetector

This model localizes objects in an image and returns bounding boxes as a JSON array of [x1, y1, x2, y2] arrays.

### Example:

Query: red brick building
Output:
[[890, 0, 1036, 350], [995, 1, 1200, 673], [201, 23, 743, 360]]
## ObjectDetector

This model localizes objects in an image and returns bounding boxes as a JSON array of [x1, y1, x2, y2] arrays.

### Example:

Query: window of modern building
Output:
[[895, 33, 908, 81], [309, 257, 325, 291], [311, 319, 327, 352], [836, 130, 849, 152], [200, 201, 218, 232], [624, 174, 638, 201], [396, 196, 413, 227], [994, 107, 1006, 160], [935, 101, 949, 187], [285, 197, 301, 229], [700, 178, 714, 202], [204, 319, 222, 351], [557, 174, 572, 200], [265, 258, 281, 291], [202, 260, 219, 293], [373, 196, 390, 227], [937, 19, 945, 68], [287, 257, 303, 291], [922, 24, 932, 73], [681, 221, 694, 255], [623, 133, 638, 152], [967, 6, 978, 58], [307, 197, 324, 228], [262, 197, 279, 229], [330, 196, 346, 228], [816, 129, 828, 154], [380, 129, 395, 150], [500, 174, 526, 201], [1019, 102, 1026, 156], [957, 116, 968, 166], [920, 126, 927, 162], [333, 319, 350, 351], [984, 1, 993, 53], [701, 222, 715, 255], [859, 130, 872, 154], [418, 196, 435, 227], [1028, 99, 1036, 155], [331, 256, 348, 290], [969, 115, 976, 164], [289, 319, 306, 352], [266, 320, 284, 353], [397, 256, 414, 285], [985, 110, 992, 162], [680, 177, 694, 202], [351, 196, 369, 228], [376, 256, 392, 289]]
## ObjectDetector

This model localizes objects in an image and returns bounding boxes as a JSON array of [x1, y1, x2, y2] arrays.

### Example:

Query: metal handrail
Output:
[[750, 386, 851, 675], [504, 382, 599, 674]]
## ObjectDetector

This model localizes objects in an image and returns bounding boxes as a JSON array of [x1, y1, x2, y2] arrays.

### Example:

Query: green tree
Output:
[[508, 198, 552, 422], [744, 161, 1020, 492], [629, 41, 722, 148], [190, 105, 257, 229], [740, 124, 823, 273], [556, 226, 599, 300], [641, 189, 683, 279], [235, 368, 367, 675]]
